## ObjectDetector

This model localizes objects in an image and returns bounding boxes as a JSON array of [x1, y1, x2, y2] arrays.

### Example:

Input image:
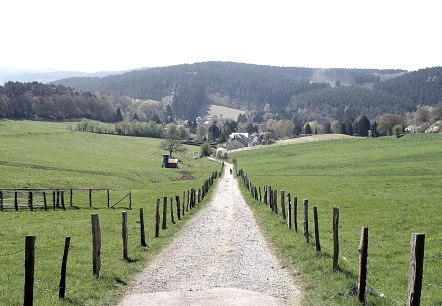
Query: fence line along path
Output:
[[118, 163, 302, 306]]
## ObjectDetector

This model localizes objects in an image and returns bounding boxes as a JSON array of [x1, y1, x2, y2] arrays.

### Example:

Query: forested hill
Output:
[[374, 67, 442, 106], [53, 62, 404, 120], [0, 81, 133, 122]]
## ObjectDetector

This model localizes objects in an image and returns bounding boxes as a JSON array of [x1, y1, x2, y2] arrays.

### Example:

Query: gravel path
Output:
[[118, 164, 302, 305]]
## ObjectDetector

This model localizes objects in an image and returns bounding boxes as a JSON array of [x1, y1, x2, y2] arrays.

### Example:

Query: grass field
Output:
[[206, 104, 245, 120], [0, 120, 221, 305], [231, 134, 442, 305]]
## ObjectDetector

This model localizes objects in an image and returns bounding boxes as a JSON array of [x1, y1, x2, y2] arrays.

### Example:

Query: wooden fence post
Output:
[[43, 191, 47, 211], [281, 191, 286, 220], [333, 207, 340, 270], [294, 196, 298, 232], [28, 191, 33, 211], [15, 191, 18, 211], [264, 186, 267, 205], [182, 192, 185, 216], [155, 199, 160, 238], [61, 191, 65, 211], [59, 236, 71, 299], [314, 207, 321, 252], [24, 235, 36, 306], [269, 187, 273, 210], [91, 214, 101, 278], [303, 199, 309, 243], [140, 208, 147, 247], [52, 190, 55, 210], [89, 189, 92, 207], [70, 189, 73, 207], [358, 227, 368, 303], [287, 193, 292, 229], [162, 197, 167, 230], [170, 197, 175, 224], [176, 195, 181, 220], [129, 191, 132, 210], [0, 191, 3, 211], [407, 233, 425, 306], [122, 211, 128, 260], [274, 190, 278, 214], [56, 189, 60, 208], [259, 187, 262, 202], [106, 190, 109, 208]]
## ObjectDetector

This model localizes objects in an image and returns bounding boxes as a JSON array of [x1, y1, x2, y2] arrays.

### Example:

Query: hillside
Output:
[[53, 62, 405, 120], [0, 81, 131, 122], [374, 66, 442, 106]]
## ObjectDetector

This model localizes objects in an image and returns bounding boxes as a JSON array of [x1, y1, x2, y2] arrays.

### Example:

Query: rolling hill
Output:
[[53, 62, 408, 121]]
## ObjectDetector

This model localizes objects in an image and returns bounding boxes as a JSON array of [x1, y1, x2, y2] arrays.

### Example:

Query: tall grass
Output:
[[0, 120, 220, 305], [231, 134, 442, 305]]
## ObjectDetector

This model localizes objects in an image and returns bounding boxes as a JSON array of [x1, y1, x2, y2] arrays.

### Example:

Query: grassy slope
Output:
[[0, 120, 220, 305], [231, 135, 442, 305]]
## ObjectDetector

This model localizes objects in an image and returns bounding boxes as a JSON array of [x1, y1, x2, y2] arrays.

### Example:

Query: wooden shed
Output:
[[162, 154, 178, 168]]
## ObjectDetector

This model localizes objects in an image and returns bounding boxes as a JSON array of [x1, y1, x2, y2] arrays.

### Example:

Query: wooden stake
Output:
[[170, 197, 175, 224], [313, 207, 321, 252], [155, 199, 160, 238], [303, 199, 309, 243], [281, 190, 286, 220], [61, 191, 65, 211], [294, 196, 298, 232], [122, 211, 128, 260], [407, 233, 425, 306], [43, 191, 47, 211], [140, 208, 147, 246], [24, 235, 36, 306], [15, 191, 18, 211], [333, 207, 339, 270], [358, 227, 368, 303], [162, 197, 167, 230], [176, 195, 181, 220], [59, 236, 71, 299], [28, 191, 33, 211], [91, 214, 101, 278]]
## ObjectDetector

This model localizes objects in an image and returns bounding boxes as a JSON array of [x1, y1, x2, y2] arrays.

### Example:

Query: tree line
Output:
[[0, 82, 123, 122]]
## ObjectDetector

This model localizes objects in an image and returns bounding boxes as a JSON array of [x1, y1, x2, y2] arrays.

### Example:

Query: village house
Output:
[[226, 134, 254, 150]]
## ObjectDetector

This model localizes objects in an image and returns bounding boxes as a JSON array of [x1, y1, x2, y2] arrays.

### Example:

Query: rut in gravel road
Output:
[[118, 163, 302, 306]]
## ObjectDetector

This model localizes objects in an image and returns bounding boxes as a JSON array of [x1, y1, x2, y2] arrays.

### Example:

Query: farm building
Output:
[[226, 135, 253, 150], [162, 154, 178, 168]]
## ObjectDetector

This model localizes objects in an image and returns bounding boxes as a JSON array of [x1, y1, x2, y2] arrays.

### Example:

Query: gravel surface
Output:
[[118, 164, 302, 305]]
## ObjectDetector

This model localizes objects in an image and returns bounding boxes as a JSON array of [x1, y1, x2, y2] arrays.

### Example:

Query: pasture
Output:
[[231, 134, 442, 305], [0, 120, 220, 305], [206, 104, 245, 120]]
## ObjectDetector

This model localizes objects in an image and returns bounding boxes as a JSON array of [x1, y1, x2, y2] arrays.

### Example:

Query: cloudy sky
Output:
[[1, 0, 440, 72]]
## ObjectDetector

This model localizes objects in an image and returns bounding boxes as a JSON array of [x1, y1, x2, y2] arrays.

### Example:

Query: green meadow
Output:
[[0, 120, 220, 305], [231, 135, 442, 305]]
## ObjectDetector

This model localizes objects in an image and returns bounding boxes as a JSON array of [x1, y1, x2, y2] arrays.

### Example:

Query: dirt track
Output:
[[118, 164, 302, 305]]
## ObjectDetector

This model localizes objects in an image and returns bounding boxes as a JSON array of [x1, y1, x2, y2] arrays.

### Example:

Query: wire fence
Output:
[[236, 167, 438, 305]]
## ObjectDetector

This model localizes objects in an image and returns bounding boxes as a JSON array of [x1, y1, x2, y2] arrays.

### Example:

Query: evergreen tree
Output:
[[325, 122, 332, 134], [114, 107, 123, 122], [371, 121, 378, 137], [304, 123, 312, 135], [356, 115, 371, 136]]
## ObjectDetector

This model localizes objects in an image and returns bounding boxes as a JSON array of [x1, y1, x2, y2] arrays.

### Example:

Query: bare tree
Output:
[[159, 124, 186, 157]]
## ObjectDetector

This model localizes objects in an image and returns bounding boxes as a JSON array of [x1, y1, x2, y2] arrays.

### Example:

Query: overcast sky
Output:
[[1, 0, 440, 72]]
